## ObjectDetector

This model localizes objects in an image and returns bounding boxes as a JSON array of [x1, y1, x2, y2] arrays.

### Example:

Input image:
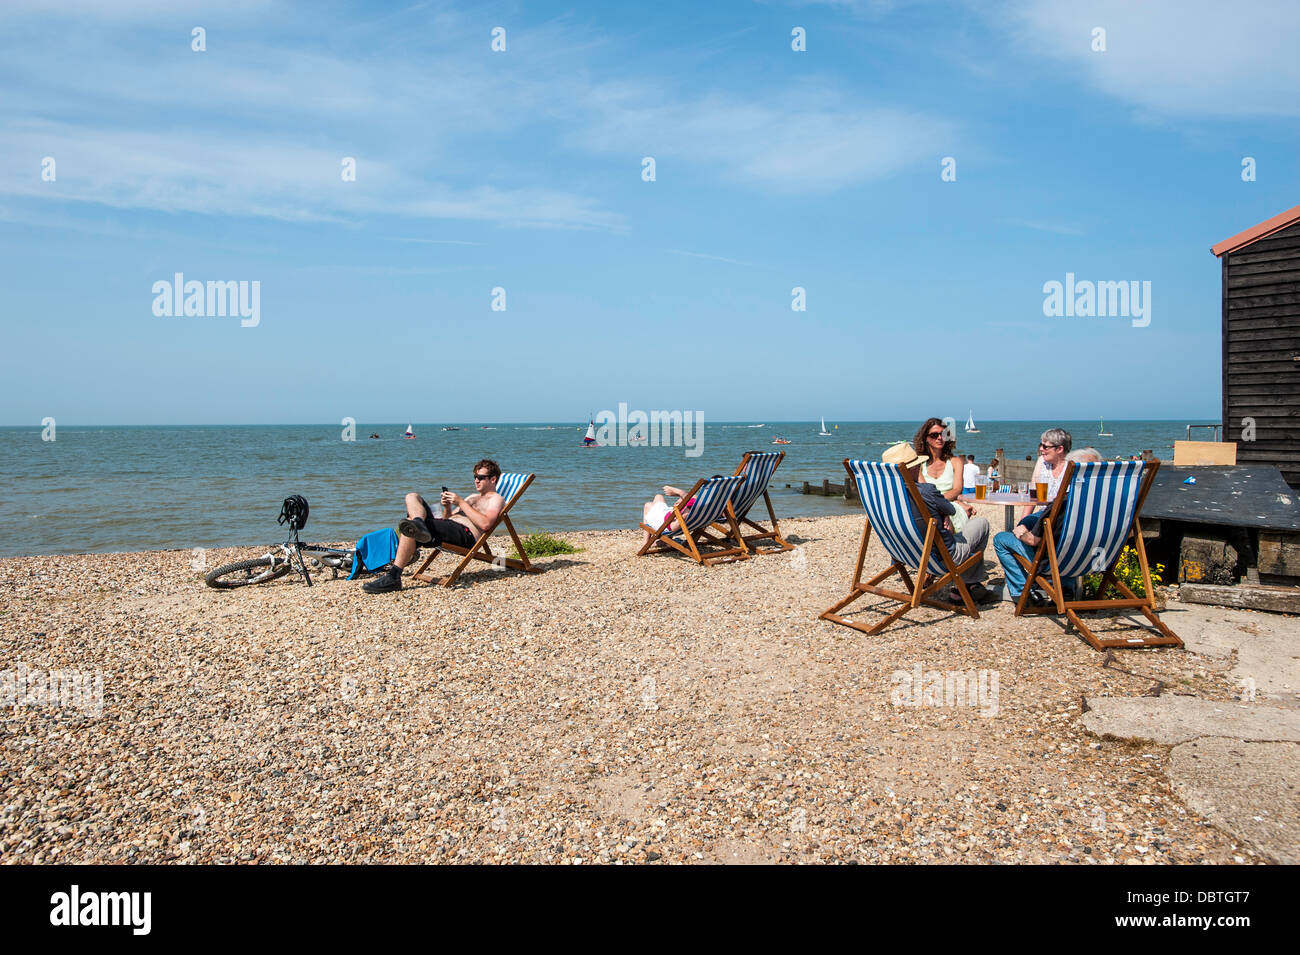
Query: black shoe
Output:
[[362, 566, 402, 593], [1027, 587, 1049, 608], [398, 517, 433, 543], [966, 582, 997, 605]]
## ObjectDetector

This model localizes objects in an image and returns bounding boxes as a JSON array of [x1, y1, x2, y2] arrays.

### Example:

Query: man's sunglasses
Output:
[[473, 473, 492, 480]]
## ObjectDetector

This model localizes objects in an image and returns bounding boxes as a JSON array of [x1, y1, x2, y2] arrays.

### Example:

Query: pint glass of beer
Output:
[[975, 480, 987, 500], [1035, 481, 1048, 502]]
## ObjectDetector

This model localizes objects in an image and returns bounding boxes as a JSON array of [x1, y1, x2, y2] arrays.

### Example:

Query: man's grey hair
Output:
[[1041, 428, 1073, 454], [1067, 447, 1102, 463]]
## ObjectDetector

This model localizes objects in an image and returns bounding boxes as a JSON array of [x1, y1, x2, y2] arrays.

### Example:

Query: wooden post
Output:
[[802, 481, 810, 495], [823, 479, 831, 496]]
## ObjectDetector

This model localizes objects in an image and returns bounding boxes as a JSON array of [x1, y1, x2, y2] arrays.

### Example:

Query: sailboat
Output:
[[582, 418, 597, 447], [1098, 416, 1113, 437], [819, 416, 832, 436], [964, 410, 980, 434], [403, 423, 415, 439]]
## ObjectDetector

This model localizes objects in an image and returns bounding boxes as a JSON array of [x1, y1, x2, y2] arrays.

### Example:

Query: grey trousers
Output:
[[948, 516, 989, 583]]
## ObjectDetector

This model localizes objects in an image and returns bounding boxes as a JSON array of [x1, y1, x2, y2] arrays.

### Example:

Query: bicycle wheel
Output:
[[301, 546, 355, 578], [204, 556, 292, 589]]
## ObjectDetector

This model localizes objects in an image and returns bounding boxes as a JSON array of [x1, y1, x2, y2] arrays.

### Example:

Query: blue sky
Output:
[[2, 0, 1298, 425]]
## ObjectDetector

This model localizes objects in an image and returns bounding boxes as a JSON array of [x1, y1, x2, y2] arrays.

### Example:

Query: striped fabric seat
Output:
[[496, 472, 528, 504], [847, 460, 947, 576], [1051, 461, 1144, 577], [730, 452, 783, 520], [637, 474, 748, 565], [677, 475, 742, 533]]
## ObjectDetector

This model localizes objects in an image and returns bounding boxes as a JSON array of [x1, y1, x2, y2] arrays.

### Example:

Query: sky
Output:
[[1, 0, 1298, 425]]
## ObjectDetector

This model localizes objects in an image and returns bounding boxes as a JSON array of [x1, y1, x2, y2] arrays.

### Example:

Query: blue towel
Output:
[[349, 528, 399, 579]]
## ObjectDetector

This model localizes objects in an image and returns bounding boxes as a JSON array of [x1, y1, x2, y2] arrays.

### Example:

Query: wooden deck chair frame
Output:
[[820, 459, 980, 635], [1010, 461, 1182, 650], [703, 450, 794, 554], [412, 472, 541, 587], [636, 476, 750, 567]]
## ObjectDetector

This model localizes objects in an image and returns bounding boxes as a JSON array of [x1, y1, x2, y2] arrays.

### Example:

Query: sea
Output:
[[0, 421, 1213, 558]]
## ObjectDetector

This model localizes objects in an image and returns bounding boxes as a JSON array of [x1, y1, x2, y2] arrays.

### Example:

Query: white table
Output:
[[962, 492, 1041, 531]]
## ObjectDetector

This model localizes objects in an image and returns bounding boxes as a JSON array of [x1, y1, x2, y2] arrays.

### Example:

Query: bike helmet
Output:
[[278, 494, 309, 530]]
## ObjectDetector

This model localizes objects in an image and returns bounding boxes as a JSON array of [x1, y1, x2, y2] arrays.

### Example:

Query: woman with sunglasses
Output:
[[912, 417, 974, 533]]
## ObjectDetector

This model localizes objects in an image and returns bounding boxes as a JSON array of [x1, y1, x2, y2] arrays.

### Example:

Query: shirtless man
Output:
[[362, 458, 505, 593]]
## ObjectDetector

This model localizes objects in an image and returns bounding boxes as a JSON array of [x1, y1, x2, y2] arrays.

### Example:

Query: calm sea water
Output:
[[0, 421, 1209, 557]]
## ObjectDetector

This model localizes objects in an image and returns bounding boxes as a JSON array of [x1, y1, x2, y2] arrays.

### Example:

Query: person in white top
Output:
[[913, 417, 974, 533], [962, 455, 980, 494], [1018, 427, 1073, 520]]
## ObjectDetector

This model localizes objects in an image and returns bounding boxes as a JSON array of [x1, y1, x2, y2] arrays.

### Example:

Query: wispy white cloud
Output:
[[999, 0, 1300, 118], [0, 0, 961, 233], [1001, 218, 1085, 236], [385, 237, 485, 246], [666, 249, 754, 266], [572, 84, 955, 193]]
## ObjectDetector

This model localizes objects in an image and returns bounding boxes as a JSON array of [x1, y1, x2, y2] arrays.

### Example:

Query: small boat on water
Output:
[[748, 423, 765, 428], [818, 416, 832, 436], [403, 423, 415, 439], [772, 437, 791, 445], [442, 426, 460, 431], [1098, 416, 1113, 437], [965, 410, 980, 434], [582, 418, 597, 447]]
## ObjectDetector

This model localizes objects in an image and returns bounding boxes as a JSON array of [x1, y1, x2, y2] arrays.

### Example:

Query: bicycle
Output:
[[204, 495, 357, 589]]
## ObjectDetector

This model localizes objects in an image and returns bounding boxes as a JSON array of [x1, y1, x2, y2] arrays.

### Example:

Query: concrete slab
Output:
[[1169, 738, 1299, 865], [1081, 695, 1300, 745], [1164, 601, 1300, 708]]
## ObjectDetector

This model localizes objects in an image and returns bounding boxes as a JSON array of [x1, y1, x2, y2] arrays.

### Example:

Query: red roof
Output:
[[1212, 203, 1300, 257]]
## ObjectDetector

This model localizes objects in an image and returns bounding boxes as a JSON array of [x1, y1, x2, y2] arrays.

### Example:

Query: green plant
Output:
[[1082, 545, 1163, 599], [511, 531, 581, 559]]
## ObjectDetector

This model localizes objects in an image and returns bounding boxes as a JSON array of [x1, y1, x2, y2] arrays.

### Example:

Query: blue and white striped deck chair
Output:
[[413, 471, 540, 587], [637, 475, 749, 566], [706, 451, 793, 554], [1013, 460, 1181, 650], [820, 459, 981, 635]]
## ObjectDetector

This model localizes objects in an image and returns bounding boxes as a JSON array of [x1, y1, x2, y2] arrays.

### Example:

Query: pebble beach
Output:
[[0, 504, 1266, 864]]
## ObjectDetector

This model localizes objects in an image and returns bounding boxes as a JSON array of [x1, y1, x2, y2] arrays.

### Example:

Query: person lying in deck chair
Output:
[[640, 484, 697, 550], [362, 458, 505, 594]]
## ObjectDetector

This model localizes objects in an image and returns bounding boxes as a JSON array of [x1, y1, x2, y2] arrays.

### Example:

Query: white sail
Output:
[[819, 416, 831, 435], [584, 422, 596, 441], [965, 409, 979, 433]]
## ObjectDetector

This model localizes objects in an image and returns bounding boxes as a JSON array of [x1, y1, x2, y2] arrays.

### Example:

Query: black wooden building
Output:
[[1212, 203, 1300, 489]]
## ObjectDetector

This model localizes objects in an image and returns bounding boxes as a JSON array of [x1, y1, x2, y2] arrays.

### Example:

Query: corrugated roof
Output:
[[1211, 203, 1300, 257]]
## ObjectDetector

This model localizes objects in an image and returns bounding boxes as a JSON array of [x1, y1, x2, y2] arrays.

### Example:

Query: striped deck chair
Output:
[[412, 471, 540, 587], [820, 459, 981, 634], [636, 475, 748, 566], [705, 450, 793, 554], [1011, 460, 1182, 650]]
